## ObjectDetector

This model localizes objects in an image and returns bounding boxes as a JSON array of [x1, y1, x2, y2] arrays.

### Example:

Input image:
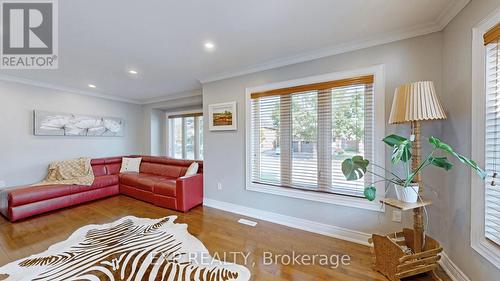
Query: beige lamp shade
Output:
[[388, 81, 447, 124]]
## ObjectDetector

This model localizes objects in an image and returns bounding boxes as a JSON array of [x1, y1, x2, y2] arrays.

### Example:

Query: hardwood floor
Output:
[[0, 195, 450, 281]]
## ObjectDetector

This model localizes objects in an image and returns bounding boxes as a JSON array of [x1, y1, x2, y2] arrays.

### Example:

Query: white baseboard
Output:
[[203, 198, 371, 246], [439, 252, 471, 281]]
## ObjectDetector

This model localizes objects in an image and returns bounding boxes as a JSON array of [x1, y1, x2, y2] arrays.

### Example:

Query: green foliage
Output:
[[341, 133, 487, 201], [270, 89, 365, 143], [382, 134, 408, 147], [428, 136, 453, 153], [364, 186, 377, 201], [292, 95, 317, 142], [392, 140, 412, 164], [332, 90, 364, 141], [429, 156, 453, 171], [454, 154, 486, 179], [427, 136, 486, 179], [383, 134, 412, 163], [341, 155, 369, 181], [271, 95, 318, 142]]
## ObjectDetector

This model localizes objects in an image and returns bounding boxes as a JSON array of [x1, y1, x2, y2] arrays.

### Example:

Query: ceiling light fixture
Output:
[[88, 84, 96, 88], [204, 41, 215, 50], [128, 70, 138, 75]]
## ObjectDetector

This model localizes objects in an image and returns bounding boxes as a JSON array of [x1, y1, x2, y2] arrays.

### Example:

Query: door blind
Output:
[[250, 76, 374, 197], [484, 25, 500, 245]]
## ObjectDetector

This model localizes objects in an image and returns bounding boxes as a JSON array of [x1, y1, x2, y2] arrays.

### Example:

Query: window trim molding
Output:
[[245, 65, 386, 212], [471, 8, 500, 268], [166, 109, 204, 160]]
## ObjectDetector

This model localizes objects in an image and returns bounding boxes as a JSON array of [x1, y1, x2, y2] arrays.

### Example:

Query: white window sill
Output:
[[246, 182, 384, 212], [472, 239, 500, 269]]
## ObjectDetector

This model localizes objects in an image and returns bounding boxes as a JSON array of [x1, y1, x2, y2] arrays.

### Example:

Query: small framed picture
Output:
[[208, 101, 237, 131]]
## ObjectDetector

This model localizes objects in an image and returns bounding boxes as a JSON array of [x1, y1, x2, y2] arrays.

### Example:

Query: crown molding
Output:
[[0, 73, 204, 105], [199, 0, 470, 84], [436, 0, 470, 30], [198, 23, 436, 83], [0, 74, 142, 104], [140, 89, 202, 105], [0, 0, 469, 100]]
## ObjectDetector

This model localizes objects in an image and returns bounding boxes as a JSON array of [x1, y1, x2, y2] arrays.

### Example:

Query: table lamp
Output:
[[388, 80, 447, 252]]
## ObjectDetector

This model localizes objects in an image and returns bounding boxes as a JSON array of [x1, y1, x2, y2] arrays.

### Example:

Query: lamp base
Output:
[[411, 120, 425, 253]]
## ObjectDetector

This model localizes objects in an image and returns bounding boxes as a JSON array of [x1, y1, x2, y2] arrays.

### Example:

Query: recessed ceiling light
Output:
[[204, 42, 215, 50], [128, 70, 138, 75], [88, 84, 96, 88]]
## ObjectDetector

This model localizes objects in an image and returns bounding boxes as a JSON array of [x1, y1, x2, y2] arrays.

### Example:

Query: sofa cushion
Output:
[[153, 194, 177, 209], [92, 164, 107, 177], [153, 178, 177, 197], [129, 155, 203, 173], [7, 185, 119, 222], [119, 173, 167, 192], [106, 163, 121, 175], [120, 157, 142, 173], [91, 175, 119, 189], [6, 184, 83, 207], [140, 162, 183, 178], [91, 157, 123, 176], [104, 157, 123, 164], [184, 162, 199, 176], [120, 184, 155, 203]]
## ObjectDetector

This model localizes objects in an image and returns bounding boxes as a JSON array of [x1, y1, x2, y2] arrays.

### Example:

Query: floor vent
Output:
[[238, 218, 257, 227]]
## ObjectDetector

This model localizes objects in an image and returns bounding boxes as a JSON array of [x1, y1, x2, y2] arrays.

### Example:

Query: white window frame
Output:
[[166, 110, 204, 160], [245, 65, 386, 211], [471, 9, 500, 268]]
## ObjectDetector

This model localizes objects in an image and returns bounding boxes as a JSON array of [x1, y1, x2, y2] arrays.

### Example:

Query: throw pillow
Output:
[[120, 157, 142, 173], [184, 162, 199, 176]]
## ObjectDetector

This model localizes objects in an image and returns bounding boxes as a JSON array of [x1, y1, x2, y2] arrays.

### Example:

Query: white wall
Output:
[[202, 32, 444, 235], [149, 109, 164, 156], [441, 0, 500, 280], [0, 80, 143, 187], [141, 90, 202, 155]]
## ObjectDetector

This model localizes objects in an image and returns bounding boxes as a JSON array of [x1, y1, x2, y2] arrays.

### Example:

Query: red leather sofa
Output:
[[0, 156, 203, 222], [119, 156, 203, 212]]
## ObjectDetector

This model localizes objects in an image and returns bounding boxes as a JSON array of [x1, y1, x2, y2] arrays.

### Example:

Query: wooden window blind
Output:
[[250, 76, 374, 197], [484, 24, 500, 46], [484, 30, 500, 245], [168, 112, 203, 119]]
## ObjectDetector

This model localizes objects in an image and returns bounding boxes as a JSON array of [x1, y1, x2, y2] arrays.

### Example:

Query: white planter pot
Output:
[[394, 183, 419, 203]]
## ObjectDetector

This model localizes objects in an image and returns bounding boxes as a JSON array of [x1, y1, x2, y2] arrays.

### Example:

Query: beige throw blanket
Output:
[[34, 157, 94, 186]]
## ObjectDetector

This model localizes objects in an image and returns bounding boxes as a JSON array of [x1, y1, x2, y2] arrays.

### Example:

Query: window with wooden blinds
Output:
[[249, 76, 374, 197], [484, 27, 500, 245]]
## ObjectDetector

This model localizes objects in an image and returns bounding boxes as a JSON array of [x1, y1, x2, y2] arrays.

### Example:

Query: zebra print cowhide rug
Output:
[[0, 216, 251, 281]]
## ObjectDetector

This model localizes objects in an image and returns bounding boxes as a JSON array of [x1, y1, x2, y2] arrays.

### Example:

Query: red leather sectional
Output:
[[0, 156, 203, 222]]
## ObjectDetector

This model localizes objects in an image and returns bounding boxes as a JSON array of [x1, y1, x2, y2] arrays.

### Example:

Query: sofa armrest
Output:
[[175, 173, 203, 212], [177, 173, 202, 181], [0, 188, 10, 220]]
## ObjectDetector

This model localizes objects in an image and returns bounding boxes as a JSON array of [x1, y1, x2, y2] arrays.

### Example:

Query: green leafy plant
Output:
[[341, 134, 486, 201]]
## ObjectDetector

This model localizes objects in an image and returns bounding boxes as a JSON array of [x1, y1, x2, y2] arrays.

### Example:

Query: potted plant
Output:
[[341, 134, 486, 202]]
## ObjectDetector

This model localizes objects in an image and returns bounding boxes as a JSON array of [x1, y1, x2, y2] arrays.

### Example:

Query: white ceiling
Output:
[[0, 0, 469, 104]]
